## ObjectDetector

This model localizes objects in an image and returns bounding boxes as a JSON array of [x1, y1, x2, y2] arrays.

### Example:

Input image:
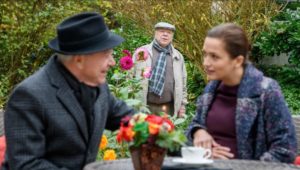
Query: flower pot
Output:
[[130, 144, 167, 170]]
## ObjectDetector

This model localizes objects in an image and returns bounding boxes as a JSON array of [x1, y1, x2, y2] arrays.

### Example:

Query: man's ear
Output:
[[73, 55, 84, 69]]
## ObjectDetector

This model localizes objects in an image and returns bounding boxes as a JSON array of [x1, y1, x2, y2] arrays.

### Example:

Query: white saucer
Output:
[[172, 158, 213, 165]]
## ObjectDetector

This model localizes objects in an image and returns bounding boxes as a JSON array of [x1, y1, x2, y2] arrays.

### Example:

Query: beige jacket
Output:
[[132, 42, 188, 115]]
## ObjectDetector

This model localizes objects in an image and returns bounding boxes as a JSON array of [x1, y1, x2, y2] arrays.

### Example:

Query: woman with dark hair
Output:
[[186, 23, 297, 163]]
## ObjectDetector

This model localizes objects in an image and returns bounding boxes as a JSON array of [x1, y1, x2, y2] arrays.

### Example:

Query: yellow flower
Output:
[[99, 135, 108, 150], [103, 149, 117, 160]]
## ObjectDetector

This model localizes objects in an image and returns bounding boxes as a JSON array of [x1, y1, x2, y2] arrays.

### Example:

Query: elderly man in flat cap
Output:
[[133, 22, 187, 117], [2, 12, 134, 170]]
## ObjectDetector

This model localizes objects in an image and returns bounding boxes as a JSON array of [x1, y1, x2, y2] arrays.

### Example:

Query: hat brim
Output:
[[155, 27, 175, 31], [48, 31, 124, 55]]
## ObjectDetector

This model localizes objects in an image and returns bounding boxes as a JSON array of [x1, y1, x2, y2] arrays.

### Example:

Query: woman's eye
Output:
[[212, 54, 218, 59]]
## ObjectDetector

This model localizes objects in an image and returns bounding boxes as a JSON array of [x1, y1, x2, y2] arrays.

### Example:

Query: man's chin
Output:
[[98, 79, 106, 85]]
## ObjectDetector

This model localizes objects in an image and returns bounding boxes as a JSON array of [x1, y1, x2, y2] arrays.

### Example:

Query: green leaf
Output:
[[173, 117, 186, 125], [156, 130, 187, 152], [133, 122, 149, 147]]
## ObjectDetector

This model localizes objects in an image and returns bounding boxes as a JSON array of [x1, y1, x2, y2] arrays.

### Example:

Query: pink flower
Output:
[[122, 50, 132, 57], [135, 47, 149, 61], [120, 56, 134, 70], [141, 66, 151, 78]]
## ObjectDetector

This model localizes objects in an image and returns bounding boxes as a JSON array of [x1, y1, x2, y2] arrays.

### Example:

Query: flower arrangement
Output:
[[116, 112, 186, 152]]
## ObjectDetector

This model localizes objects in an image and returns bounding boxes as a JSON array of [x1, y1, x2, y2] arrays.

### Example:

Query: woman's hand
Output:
[[212, 145, 234, 159], [193, 129, 216, 150], [193, 129, 234, 159]]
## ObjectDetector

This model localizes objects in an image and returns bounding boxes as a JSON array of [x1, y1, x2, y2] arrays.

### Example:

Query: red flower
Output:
[[145, 115, 163, 125], [119, 50, 133, 71], [122, 50, 132, 57], [163, 118, 175, 131], [120, 56, 133, 70], [294, 156, 300, 165], [116, 126, 135, 143], [146, 115, 164, 135]]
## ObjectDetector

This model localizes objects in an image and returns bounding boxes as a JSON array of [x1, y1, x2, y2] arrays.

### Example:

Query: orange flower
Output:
[[99, 135, 108, 150], [148, 122, 160, 135], [103, 149, 117, 160], [116, 126, 135, 143]]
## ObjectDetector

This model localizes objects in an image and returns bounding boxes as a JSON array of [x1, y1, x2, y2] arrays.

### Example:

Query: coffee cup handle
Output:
[[204, 149, 212, 159]]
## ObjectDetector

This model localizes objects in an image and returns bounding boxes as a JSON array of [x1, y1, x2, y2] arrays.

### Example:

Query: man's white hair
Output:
[[56, 53, 73, 63]]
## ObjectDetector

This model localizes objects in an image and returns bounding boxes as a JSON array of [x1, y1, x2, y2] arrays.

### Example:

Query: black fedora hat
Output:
[[48, 12, 124, 55]]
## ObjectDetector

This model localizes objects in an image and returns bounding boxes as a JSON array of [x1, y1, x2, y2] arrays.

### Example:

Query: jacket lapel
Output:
[[235, 64, 263, 155], [46, 56, 89, 143], [84, 85, 109, 163], [56, 87, 89, 143], [89, 89, 105, 142]]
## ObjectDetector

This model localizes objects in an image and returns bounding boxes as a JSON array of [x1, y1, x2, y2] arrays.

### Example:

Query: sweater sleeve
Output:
[[260, 81, 297, 163]]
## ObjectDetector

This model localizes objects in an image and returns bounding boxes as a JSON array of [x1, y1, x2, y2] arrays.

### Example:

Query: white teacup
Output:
[[181, 146, 211, 161]]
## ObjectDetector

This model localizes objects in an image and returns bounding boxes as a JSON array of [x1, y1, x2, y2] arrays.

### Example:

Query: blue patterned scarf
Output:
[[149, 40, 171, 96]]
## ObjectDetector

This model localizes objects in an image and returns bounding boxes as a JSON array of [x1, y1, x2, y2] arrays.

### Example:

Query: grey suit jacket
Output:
[[2, 56, 134, 170]]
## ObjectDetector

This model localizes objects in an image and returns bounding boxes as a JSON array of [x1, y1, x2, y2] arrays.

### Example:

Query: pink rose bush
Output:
[[120, 50, 134, 70], [109, 49, 151, 113]]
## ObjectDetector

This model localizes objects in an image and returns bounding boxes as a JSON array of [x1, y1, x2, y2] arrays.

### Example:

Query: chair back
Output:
[[292, 115, 300, 155]]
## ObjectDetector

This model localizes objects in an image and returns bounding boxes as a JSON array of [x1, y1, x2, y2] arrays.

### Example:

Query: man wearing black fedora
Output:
[[2, 12, 134, 170]]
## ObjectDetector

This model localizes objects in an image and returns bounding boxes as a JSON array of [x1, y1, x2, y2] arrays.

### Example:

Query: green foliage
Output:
[[132, 122, 149, 147], [156, 130, 187, 152], [97, 130, 131, 160], [258, 65, 300, 114], [105, 20, 153, 112], [276, 0, 300, 10], [108, 70, 149, 112], [110, 18, 204, 127], [252, 4, 300, 115], [0, 0, 113, 107], [252, 8, 300, 66], [111, 0, 280, 81]]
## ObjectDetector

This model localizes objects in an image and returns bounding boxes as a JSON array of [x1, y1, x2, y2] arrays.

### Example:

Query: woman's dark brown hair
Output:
[[207, 23, 250, 62]]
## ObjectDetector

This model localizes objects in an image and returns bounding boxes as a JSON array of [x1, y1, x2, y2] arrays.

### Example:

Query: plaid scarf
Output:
[[149, 40, 171, 96]]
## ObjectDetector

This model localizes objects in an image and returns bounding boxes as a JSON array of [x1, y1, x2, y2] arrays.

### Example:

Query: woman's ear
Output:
[[235, 55, 245, 68]]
